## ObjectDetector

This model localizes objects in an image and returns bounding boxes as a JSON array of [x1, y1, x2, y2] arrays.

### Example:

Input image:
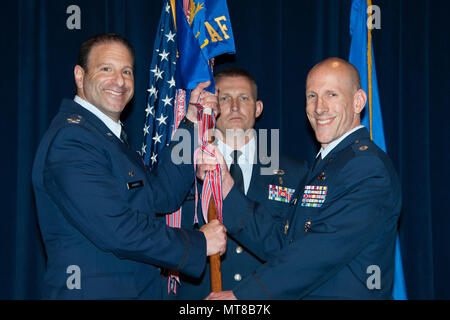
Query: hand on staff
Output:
[[199, 219, 227, 256], [185, 81, 219, 123], [205, 290, 237, 300], [195, 144, 234, 199]]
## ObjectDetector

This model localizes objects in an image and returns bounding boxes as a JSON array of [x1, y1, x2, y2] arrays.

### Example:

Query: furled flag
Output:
[[143, 0, 236, 168], [349, 0, 407, 300], [175, 0, 235, 93], [142, 0, 190, 295], [142, 0, 235, 295], [174, 0, 235, 226]]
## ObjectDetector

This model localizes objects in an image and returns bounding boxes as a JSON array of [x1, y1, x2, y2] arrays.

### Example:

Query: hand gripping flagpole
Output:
[[193, 99, 223, 292]]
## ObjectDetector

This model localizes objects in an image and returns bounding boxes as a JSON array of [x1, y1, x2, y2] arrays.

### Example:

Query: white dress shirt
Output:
[[74, 95, 123, 140], [316, 125, 365, 160], [216, 136, 256, 195]]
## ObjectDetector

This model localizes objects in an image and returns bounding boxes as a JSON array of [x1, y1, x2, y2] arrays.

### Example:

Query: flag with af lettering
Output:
[[349, 0, 407, 300], [142, 0, 236, 295], [175, 0, 235, 93], [174, 0, 236, 225]]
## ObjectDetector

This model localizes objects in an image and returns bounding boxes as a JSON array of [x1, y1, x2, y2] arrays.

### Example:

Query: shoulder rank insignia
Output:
[[268, 184, 295, 203], [301, 185, 327, 208], [66, 115, 82, 124]]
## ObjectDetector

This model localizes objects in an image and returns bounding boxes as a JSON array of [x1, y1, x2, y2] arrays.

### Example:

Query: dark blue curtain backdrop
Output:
[[1, 0, 449, 299]]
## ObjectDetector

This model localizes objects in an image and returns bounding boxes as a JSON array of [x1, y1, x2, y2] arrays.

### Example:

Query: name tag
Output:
[[127, 180, 144, 190], [301, 185, 328, 208], [268, 185, 295, 203]]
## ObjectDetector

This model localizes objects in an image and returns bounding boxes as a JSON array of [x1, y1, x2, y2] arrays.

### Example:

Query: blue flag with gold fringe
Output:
[[175, 0, 235, 92], [142, 0, 236, 168], [142, 0, 236, 295], [349, 0, 407, 300]]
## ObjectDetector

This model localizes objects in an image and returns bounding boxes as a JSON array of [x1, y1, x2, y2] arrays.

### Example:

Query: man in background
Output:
[[170, 67, 308, 299]]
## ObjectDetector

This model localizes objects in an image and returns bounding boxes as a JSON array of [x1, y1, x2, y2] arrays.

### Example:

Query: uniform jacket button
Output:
[[235, 246, 243, 254], [234, 273, 242, 281]]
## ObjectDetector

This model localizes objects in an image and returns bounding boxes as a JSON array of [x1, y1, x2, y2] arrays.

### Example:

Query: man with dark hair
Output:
[[168, 67, 308, 299], [214, 67, 258, 99], [32, 33, 227, 299], [200, 58, 401, 299], [77, 33, 136, 71]]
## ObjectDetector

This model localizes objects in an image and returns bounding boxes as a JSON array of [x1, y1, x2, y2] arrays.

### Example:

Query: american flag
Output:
[[142, 0, 190, 296], [142, 0, 188, 168]]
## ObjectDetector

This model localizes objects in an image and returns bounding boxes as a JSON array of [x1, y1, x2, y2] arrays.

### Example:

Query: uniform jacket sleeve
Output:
[[222, 185, 287, 261], [43, 123, 206, 278], [228, 155, 401, 299]]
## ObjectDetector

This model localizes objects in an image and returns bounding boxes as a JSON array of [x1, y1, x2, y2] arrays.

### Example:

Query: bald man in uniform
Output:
[[201, 57, 402, 299]]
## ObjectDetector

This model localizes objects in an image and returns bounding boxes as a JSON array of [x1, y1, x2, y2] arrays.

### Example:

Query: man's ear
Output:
[[74, 65, 85, 91], [353, 89, 367, 115], [255, 100, 264, 118]]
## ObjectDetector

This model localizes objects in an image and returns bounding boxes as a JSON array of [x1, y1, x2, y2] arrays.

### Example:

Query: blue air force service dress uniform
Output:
[[169, 138, 308, 300], [32, 99, 205, 299], [221, 127, 402, 299]]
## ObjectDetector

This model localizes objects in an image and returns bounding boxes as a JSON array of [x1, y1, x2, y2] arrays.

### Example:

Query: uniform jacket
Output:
[[169, 145, 308, 300], [222, 128, 402, 299], [32, 99, 206, 299]]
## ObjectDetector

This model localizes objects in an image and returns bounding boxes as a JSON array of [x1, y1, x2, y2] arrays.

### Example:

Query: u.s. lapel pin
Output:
[[317, 171, 326, 182], [284, 220, 289, 235]]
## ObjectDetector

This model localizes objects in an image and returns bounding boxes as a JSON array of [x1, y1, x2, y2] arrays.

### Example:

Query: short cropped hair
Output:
[[215, 67, 258, 99], [308, 57, 361, 92], [77, 33, 135, 72]]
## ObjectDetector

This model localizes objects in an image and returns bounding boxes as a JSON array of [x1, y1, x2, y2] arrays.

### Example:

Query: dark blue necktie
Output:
[[229, 150, 245, 194], [312, 154, 323, 172], [120, 125, 130, 147]]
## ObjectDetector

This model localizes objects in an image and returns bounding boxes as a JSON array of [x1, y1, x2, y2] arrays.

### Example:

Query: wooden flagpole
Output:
[[206, 102, 222, 292], [208, 189, 222, 292]]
